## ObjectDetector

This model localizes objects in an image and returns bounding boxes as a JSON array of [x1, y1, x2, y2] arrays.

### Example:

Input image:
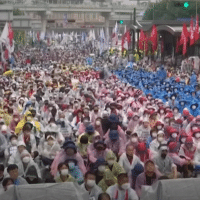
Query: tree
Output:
[[143, 0, 200, 20]]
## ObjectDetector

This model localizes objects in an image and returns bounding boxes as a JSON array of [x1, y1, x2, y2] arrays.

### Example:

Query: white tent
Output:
[[0, 182, 89, 200]]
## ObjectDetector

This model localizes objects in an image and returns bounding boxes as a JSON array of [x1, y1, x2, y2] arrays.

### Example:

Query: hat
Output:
[[108, 114, 119, 123], [157, 131, 164, 136], [21, 150, 30, 158], [127, 110, 134, 118], [185, 136, 193, 144], [17, 141, 26, 147], [169, 127, 178, 135], [62, 140, 77, 153], [165, 113, 173, 119], [94, 158, 107, 169], [137, 143, 146, 152], [109, 130, 119, 141], [94, 140, 106, 150], [158, 142, 168, 150], [47, 135, 56, 140], [183, 108, 190, 117], [86, 125, 95, 133], [175, 119, 183, 124], [155, 121, 164, 127], [168, 142, 178, 152]]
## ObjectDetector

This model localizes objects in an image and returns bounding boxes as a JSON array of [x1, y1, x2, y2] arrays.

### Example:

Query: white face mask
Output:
[[172, 133, 177, 138], [192, 105, 196, 109], [157, 125, 162, 130], [181, 138, 186, 143], [27, 116, 32, 121], [107, 160, 115, 166], [61, 169, 69, 176], [160, 110, 164, 114], [22, 156, 30, 163], [152, 132, 157, 138], [98, 165, 106, 172], [196, 133, 200, 138], [131, 138, 138, 143], [172, 96, 175, 100], [181, 102, 184, 106], [157, 137, 164, 142], [121, 183, 130, 190], [96, 121, 101, 126], [87, 180, 96, 187], [11, 139, 17, 146], [174, 109, 178, 114], [14, 118, 18, 122]]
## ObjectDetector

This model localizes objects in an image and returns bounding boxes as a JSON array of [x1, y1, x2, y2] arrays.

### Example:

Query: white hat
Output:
[[1, 125, 7, 132], [17, 141, 26, 147], [157, 131, 165, 136], [47, 135, 56, 140], [20, 150, 30, 158]]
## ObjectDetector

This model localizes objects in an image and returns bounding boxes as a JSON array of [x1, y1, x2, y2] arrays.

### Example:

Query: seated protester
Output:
[[192, 128, 200, 147], [101, 111, 110, 135], [25, 166, 43, 184], [135, 117, 151, 143], [1, 125, 12, 143], [55, 162, 75, 183], [146, 128, 158, 149], [149, 131, 166, 159], [154, 121, 164, 132], [88, 140, 109, 164], [153, 143, 178, 179], [118, 144, 143, 188], [76, 135, 89, 159], [65, 159, 84, 185], [179, 136, 196, 161], [0, 164, 5, 189], [93, 117, 104, 139], [4, 135, 18, 166], [78, 124, 100, 144], [77, 117, 90, 135], [71, 109, 84, 129], [148, 112, 158, 129], [8, 141, 26, 167], [173, 107, 181, 120], [104, 130, 125, 158], [18, 122, 37, 154], [92, 158, 107, 185], [126, 133, 139, 149], [98, 193, 111, 200], [40, 135, 60, 166], [81, 171, 103, 200], [167, 127, 180, 145], [19, 150, 41, 178], [98, 167, 117, 192], [106, 173, 138, 200], [135, 142, 150, 163], [105, 150, 125, 179], [0, 130, 7, 157], [135, 160, 161, 198], [2, 178, 14, 191], [127, 113, 140, 134], [168, 142, 192, 178], [7, 164, 28, 185], [51, 140, 86, 177], [56, 112, 73, 139]]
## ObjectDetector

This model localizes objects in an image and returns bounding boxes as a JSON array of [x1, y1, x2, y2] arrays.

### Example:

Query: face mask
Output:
[[157, 137, 164, 142], [11, 139, 17, 146], [107, 160, 115, 166], [96, 121, 101, 126], [181, 102, 184, 106], [22, 156, 30, 163], [160, 110, 164, 114], [172, 96, 175, 100], [98, 165, 106, 172], [68, 162, 75, 170], [131, 138, 138, 143], [165, 118, 169, 123], [174, 109, 178, 113], [61, 169, 69, 176], [14, 118, 18, 122], [152, 132, 157, 138], [172, 133, 177, 138], [181, 138, 186, 143], [157, 125, 162, 130], [27, 116, 32, 121], [48, 140, 54, 146], [121, 183, 130, 190], [196, 133, 200, 138], [192, 105, 196, 110], [87, 180, 96, 187]]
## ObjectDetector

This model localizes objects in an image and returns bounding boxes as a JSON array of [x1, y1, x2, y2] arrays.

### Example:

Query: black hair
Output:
[[117, 173, 128, 180], [0, 164, 4, 172], [98, 193, 111, 200], [57, 162, 68, 171], [85, 171, 96, 179], [7, 164, 18, 173], [80, 135, 88, 144], [2, 178, 14, 187]]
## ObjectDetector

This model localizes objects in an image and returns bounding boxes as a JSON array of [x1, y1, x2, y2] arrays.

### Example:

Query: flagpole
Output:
[[196, 0, 197, 17]]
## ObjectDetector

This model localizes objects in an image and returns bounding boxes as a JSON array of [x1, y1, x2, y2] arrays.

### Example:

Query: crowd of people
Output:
[[0, 44, 200, 200]]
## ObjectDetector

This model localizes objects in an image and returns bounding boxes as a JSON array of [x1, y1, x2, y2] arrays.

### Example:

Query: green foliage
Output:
[[143, 0, 200, 20], [14, 30, 26, 45], [13, 9, 24, 16]]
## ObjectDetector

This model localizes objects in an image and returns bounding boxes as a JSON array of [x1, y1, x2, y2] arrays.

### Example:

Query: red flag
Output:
[[126, 30, 131, 44], [8, 23, 13, 47], [195, 15, 199, 42], [121, 35, 125, 52], [190, 17, 195, 46], [176, 38, 180, 53], [150, 25, 158, 52], [180, 23, 189, 55], [139, 29, 145, 50], [144, 34, 148, 54]]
